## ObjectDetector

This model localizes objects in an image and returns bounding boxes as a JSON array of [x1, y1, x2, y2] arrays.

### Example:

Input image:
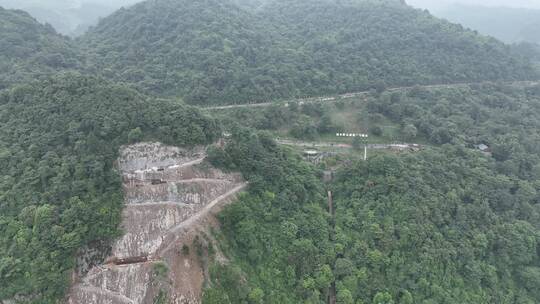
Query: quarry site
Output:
[[67, 142, 246, 304]]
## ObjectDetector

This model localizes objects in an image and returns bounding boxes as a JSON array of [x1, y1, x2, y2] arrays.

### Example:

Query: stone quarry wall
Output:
[[67, 142, 246, 304]]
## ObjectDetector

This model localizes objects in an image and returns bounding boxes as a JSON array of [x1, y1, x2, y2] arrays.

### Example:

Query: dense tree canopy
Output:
[[205, 128, 333, 303], [368, 83, 540, 180], [0, 7, 81, 90], [1, 1, 540, 303], [204, 83, 540, 303], [0, 74, 219, 302], [78, 0, 538, 105], [264, 0, 536, 86], [333, 149, 540, 304]]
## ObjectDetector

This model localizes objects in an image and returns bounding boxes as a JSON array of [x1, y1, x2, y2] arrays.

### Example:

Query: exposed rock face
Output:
[[67, 142, 245, 304]]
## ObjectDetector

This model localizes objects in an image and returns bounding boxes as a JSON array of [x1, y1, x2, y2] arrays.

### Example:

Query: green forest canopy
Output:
[[0, 74, 219, 302], [0, 7, 81, 90], [1, 0, 538, 104], [203, 84, 540, 304], [0, 0, 540, 303], [78, 0, 538, 105]]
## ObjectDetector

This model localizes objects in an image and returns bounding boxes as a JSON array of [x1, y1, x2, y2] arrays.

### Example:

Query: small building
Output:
[[303, 150, 324, 164], [475, 144, 491, 153], [476, 144, 490, 152], [475, 144, 492, 156], [303, 150, 319, 157]]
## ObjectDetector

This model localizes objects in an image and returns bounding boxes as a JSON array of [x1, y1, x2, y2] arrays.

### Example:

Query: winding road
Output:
[[203, 80, 540, 110]]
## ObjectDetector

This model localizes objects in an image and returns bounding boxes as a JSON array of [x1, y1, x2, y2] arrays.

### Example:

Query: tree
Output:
[[128, 127, 143, 143], [315, 265, 334, 290], [202, 288, 232, 304], [337, 288, 354, 304], [390, 92, 401, 104], [248, 288, 264, 304], [290, 119, 319, 140], [318, 113, 335, 134], [402, 124, 417, 141], [370, 126, 383, 137], [335, 258, 355, 278], [373, 292, 394, 304], [399, 290, 413, 304], [374, 81, 387, 95]]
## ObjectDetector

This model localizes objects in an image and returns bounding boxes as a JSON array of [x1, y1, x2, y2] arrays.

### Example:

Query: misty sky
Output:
[[2, 0, 540, 36], [3, 0, 540, 13], [3, 0, 540, 10], [407, 0, 540, 12], [0, 0, 140, 8]]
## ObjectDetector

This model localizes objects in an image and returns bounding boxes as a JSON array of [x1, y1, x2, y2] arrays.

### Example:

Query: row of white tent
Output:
[[336, 133, 369, 138]]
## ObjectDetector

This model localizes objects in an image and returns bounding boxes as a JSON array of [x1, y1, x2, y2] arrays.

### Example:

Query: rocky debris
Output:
[[67, 143, 245, 304], [117, 142, 206, 172], [73, 241, 112, 278], [112, 203, 200, 258]]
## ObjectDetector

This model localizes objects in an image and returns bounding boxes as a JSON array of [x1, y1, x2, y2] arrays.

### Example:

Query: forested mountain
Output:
[[331, 147, 540, 304], [262, 0, 535, 87], [79, 0, 538, 105], [205, 129, 333, 304], [205, 83, 540, 303], [0, 74, 219, 302], [0, 0, 143, 36], [0, 7, 81, 90], [79, 0, 283, 104], [2, 0, 540, 303]]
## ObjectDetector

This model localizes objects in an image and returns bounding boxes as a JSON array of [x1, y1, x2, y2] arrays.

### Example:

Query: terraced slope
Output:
[[68, 142, 246, 304]]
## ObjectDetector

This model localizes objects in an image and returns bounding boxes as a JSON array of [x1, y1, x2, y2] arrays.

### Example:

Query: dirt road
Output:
[[277, 139, 422, 150], [203, 80, 540, 110], [159, 182, 248, 255]]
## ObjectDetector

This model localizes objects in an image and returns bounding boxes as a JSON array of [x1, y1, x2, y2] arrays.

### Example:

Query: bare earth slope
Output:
[[68, 142, 246, 304]]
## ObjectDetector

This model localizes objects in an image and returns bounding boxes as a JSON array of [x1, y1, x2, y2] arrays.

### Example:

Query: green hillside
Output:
[[1, 1, 540, 303], [79, 0, 538, 105], [263, 0, 535, 87], [205, 83, 540, 304], [0, 7, 81, 90], [79, 0, 283, 104], [0, 74, 219, 302]]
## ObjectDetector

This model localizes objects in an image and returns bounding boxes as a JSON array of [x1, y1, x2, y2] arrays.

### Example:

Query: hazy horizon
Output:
[[2, 0, 540, 37], [4, 0, 540, 12], [407, 0, 540, 12]]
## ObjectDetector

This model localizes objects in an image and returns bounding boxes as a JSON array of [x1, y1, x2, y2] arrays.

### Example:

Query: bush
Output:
[[181, 244, 190, 255], [153, 261, 169, 279], [370, 126, 383, 136]]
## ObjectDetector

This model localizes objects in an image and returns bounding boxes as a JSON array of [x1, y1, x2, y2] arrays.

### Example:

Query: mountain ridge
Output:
[[0, 6, 81, 90], [77, 0, 539, 105]]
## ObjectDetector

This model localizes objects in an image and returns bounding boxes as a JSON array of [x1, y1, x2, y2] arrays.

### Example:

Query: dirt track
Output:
[[277, 139, 422, 150], [68, 143, 246, 304], [159, 183, 247, 256], [203, 80, 540, 110]]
